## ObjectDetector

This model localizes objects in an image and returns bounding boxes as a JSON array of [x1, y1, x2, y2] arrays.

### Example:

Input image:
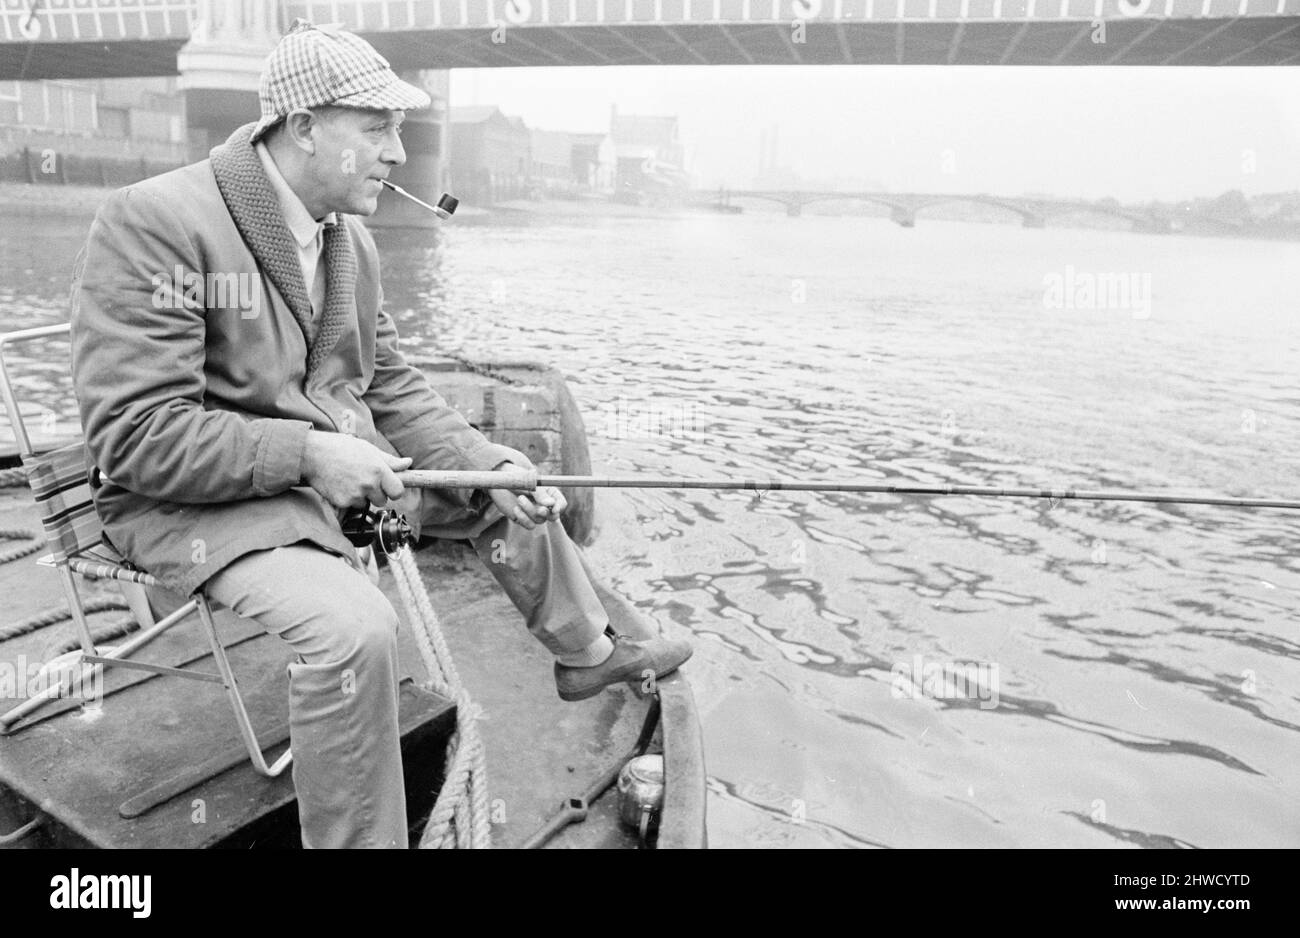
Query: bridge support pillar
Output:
[[177, 1, 279, 158]]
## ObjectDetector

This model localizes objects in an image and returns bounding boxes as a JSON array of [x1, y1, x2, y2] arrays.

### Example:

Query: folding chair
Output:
[[0, 323, 290, 777]]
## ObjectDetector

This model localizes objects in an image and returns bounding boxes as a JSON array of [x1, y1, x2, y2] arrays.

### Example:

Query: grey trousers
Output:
[[199, 498, 608, 848]]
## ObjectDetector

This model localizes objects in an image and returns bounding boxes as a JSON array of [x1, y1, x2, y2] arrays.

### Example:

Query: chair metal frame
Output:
[[0, 323, 290, 777]]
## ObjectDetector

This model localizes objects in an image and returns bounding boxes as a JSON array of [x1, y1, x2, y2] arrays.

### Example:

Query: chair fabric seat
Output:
[[24, 440, 158, 587]]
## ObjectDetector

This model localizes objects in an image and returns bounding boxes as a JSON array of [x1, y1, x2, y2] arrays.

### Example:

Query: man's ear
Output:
[[281, 109, 319, 155]]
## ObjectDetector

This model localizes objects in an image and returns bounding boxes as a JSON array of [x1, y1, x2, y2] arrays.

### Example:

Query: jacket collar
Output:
[[254, 140, 337, 250], [209, 122, 356, 381]]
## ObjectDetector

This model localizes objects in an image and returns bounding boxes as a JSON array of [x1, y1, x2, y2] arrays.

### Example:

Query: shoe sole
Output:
[[557, 654, 691, 702]]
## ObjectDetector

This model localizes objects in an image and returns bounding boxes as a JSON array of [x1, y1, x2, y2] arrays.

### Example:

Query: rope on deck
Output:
[[388, 546, 491, 849], [0, 467, 27, 488], [0, 527, 41, 565], [46, 615, 138, 657], [442, 353, 526, 388], [0, 596, 130, 642]]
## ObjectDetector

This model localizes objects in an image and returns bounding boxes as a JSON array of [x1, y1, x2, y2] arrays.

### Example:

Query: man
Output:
[[69, 21, 690, 848]]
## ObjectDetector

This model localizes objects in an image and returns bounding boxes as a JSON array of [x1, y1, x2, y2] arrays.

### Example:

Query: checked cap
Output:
[[250, 20, 431, 144]]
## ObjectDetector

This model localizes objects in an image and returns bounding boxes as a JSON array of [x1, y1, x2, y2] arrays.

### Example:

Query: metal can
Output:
[[617, 754, 665, 838]]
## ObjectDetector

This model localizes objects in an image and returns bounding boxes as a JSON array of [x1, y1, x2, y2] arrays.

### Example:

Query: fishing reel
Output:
[[340, 506, 414, 556]]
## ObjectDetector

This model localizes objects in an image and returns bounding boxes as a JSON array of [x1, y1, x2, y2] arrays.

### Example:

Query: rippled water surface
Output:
[[3, 208, 1298, 847]]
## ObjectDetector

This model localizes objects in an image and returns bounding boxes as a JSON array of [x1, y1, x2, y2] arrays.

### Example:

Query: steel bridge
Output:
[[2, 0, 1299, 80]]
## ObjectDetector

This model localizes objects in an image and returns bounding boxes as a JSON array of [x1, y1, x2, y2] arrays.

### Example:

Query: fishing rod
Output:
[[394, 469, 1300, 511], [382, 182, 1297, 515]]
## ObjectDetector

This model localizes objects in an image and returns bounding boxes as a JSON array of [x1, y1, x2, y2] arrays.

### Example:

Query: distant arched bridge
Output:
[[704, 190, 1174, 232]]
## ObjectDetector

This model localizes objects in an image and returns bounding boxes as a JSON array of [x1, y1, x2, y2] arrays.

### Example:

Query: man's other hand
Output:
[[488, 451, 566, 530], [302, 429, 411, 509]]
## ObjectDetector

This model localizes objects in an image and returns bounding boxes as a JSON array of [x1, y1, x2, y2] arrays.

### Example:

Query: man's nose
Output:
[[381, 129, 406, 167]]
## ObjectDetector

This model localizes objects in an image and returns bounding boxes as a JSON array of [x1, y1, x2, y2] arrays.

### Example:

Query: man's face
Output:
[[306, 107, 406, 217]]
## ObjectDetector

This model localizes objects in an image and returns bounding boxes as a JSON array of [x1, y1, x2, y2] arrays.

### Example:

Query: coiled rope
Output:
[[388, 546, 491, 849], [0, 595, 130, 643], [0, 526, 42, 565]]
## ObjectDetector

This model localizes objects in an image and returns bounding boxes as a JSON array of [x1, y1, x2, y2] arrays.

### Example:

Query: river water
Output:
[[2, 206, 1298, 848]]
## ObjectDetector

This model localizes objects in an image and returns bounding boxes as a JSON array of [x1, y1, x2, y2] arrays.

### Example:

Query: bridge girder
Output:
[[3, 1, 1300, 78]]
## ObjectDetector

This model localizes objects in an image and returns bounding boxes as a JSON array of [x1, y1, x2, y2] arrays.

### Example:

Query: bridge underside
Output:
[[3, 18, 1298, 80], [367, 20, 1300, 69], [0, 39, 186, 81]]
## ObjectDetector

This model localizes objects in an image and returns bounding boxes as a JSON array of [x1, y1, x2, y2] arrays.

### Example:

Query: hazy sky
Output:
[[451, 66, 1300, 202]]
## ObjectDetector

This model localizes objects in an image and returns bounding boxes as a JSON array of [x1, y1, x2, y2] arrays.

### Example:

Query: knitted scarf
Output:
[[209, 122, 356, 382]]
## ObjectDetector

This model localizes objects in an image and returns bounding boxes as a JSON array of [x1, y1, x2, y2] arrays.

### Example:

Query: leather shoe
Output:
[[555, 629, 692, 701]]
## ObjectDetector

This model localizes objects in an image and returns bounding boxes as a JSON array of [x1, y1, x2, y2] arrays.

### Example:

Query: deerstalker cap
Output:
[[250, 20, 431, 144]]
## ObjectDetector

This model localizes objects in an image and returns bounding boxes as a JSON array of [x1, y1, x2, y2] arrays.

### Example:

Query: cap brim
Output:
[[332, 76, 432, 113]]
